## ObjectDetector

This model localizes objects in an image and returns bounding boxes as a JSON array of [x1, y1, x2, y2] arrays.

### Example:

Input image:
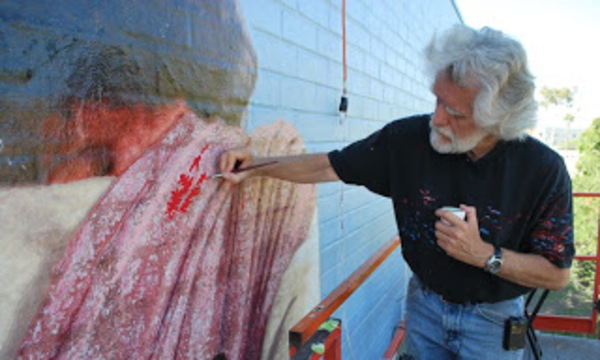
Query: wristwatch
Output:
[[484, 245, 503, 274]]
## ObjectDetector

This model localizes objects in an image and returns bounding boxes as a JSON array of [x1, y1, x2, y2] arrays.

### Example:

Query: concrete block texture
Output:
[[0, 0, 257, 183], [240, 0, 461, 358]]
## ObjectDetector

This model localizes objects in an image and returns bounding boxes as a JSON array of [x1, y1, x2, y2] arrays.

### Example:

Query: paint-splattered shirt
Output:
[[328, 114, 575, 303]]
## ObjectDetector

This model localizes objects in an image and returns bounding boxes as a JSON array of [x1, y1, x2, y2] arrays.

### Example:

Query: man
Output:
[[218, 25, 574, 359]]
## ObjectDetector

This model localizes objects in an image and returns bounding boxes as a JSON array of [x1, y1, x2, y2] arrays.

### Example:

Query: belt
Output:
[[438, 293, 473, 305], [426, 285, 474, 305], [415, 276, 477, 305]]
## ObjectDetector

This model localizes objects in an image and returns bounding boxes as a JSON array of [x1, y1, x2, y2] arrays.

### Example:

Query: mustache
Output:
[[429, 120, 454, 139]]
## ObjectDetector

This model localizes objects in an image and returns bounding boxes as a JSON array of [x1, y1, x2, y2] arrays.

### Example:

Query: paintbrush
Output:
[[211, 160, 279, 179]]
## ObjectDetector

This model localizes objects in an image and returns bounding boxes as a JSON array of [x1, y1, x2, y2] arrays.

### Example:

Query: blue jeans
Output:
[[404, 276, 525, 360]]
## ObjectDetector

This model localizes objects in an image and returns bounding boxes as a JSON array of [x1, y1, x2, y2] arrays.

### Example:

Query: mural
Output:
[[0, 0, 256, 183], [0, 1, 317, 359]]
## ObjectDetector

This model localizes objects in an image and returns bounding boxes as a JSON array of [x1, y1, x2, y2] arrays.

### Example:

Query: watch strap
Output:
[[485, 245, 503, 274], [493, 245, 502, 259]]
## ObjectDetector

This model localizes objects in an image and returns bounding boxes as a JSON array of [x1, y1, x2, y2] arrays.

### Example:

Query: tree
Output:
[[539, 87, 575, 108], [574, 117, 600, 188], [539, 86, 577, 148], [571, 117, 600, 292]]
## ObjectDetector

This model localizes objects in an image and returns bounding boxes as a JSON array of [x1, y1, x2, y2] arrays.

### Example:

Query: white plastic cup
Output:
[[439, 206, 466, 225]]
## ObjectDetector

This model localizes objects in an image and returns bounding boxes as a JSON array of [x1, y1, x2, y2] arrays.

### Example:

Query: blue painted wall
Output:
[[0, 0, 257, 183], [239, 0, 462, 358]]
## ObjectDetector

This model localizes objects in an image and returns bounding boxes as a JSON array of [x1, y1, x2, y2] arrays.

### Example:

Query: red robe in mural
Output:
[[18, 110, 316, 359]]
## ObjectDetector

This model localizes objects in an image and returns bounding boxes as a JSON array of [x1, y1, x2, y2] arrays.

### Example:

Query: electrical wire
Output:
[[339, 0, 348, 121], [342, 0, 347, 97]]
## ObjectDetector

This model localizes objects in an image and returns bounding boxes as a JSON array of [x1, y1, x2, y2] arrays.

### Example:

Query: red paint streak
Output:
[[181, 173, 210, 213], [419, 189, 436, 206], [189, 144, 210, 173], [180, 186, 201, 213], [166, 146, 211, 219], [196, 172, 208, 184], [189, 157, 202, 173], [166, 174, 193, 219]]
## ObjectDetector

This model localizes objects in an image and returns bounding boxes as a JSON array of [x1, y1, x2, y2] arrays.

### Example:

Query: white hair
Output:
[[425, 25, 537, 140]]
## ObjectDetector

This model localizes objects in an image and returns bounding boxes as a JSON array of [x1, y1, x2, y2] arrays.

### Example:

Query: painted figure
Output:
[[18, 112, 316, 359], [1, 1, 317, 359]]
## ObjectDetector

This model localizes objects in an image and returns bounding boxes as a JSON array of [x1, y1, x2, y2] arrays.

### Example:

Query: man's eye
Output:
[[445, 106, 463, 118]]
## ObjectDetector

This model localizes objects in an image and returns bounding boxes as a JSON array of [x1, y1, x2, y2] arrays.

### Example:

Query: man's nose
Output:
[[432, 105, 449, 127]]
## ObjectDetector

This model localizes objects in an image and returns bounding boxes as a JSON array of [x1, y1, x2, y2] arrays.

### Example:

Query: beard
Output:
[[429, 119, 489, 154]]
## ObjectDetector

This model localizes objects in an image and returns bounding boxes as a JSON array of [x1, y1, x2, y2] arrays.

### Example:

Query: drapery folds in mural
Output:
[[17, 112, 316, 359]]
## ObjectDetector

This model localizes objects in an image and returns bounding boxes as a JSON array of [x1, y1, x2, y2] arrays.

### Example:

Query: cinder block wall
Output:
[[239, 0, 462, 357], [0, 0, 257, 183]]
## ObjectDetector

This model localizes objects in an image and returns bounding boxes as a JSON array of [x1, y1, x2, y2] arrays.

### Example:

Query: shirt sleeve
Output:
[[328, 124, 392, 197], [527, 159, 575, 268]]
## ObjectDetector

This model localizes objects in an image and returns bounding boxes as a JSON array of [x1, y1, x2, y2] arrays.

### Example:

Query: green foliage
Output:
[[568, 117, 600, 320], [543, 118, 599, 328], [564, 113, 575, 125], [575, 117, 600, 185], [573, 118, 600, 248], [539, 86, 575, 108]]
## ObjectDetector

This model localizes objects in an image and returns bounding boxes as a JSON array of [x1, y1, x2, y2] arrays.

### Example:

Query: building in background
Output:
[[532, 126, 585, 149]]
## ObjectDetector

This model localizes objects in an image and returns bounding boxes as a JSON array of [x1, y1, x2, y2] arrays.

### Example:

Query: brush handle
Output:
[[232, 160, 279, 173], [211, 160, 278, 178]]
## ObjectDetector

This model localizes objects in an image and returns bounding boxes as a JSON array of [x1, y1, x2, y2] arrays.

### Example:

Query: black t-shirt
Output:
[[328, 114, 575, 303]]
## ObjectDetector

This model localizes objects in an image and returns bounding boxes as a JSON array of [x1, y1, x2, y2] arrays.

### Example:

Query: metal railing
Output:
[[288, 237, 401, 359], [533, 192, 600, 338]]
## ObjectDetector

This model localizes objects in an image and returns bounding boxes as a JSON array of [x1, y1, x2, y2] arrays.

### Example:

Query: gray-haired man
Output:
[[218, 25, 574, 359]]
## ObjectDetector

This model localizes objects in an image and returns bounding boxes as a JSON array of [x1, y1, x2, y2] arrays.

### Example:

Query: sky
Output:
[[455, 0, 600, 129]]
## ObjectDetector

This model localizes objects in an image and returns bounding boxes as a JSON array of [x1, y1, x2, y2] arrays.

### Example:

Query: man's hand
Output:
[[217, 149, 338, 185], [218, 146, 254, 184], [434, 204, 493, 268], [435, 204, 571, 289]]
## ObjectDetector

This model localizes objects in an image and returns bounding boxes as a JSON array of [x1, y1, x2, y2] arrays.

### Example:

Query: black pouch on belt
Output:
[[503, 316, 528, 350]]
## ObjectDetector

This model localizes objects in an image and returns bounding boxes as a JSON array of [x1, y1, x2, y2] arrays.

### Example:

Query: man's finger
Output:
[[219, 151, 229, 173], [218, 148, 253, 175], [435, 231, 454, 252], [435, 209, 463, 227], [221, 172, 241, 184], [435, 220, 460, 239], [461, 205, 477, 224]]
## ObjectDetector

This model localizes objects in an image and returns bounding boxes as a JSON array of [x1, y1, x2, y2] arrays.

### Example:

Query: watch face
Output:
[[488, 259, 502, 274], [486, 246, 503, 274]]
